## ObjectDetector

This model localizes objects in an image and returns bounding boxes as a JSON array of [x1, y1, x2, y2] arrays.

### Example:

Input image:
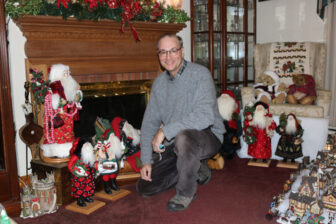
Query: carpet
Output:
[[12, 157, 293, 224]]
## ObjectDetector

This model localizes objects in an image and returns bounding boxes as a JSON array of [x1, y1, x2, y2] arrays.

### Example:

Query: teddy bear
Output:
[[286, 74, 316, 105], [253, 70, 287, 105]]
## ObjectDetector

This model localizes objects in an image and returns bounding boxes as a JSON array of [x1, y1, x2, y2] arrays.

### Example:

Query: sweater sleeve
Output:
[[162, 71, 217, 141], [140, 86, 162, 165]]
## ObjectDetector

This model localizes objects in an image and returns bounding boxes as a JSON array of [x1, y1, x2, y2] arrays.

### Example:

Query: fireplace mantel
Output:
[[15, 15, 186, 80]]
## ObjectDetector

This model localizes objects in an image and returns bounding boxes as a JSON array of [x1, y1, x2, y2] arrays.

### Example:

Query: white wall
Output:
[[6, 4, 191, 177], [257, 0, 326, 43]]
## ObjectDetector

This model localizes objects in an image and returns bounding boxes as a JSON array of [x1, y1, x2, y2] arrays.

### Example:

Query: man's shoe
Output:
[[167, 194, 196, 212], [197, 160, 211, 185]]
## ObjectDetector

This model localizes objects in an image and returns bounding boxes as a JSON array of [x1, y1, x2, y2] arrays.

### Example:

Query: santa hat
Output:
[[49, 64, 70, 82], [263, 70, 279, 84], [69, 137, 88, 158], [111, 117, 126, 139], [220, 90, 240, 113]]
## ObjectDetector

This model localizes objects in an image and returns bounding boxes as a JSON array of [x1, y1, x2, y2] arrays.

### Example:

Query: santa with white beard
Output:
[[68, 138, 98, 207], [245, 101, 276, 162], [275, 113, 304, 163], [217, 90, 242, 159], [41, 64, 83, 158]]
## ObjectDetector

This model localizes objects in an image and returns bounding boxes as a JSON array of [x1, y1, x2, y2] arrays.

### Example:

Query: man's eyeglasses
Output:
[[157, 47, 182, 58]]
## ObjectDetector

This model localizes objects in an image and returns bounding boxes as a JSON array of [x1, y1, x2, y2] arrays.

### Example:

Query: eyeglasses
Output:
[[157, 47, 182, 58]]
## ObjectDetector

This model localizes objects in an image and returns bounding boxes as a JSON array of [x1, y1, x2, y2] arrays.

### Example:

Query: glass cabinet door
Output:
[[191, 0, 256, 98]]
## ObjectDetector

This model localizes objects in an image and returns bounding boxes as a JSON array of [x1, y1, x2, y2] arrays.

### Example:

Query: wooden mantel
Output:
[[15, 15, 186, 77]]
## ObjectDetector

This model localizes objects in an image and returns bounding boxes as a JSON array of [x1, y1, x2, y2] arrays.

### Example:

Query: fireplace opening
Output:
[[74, 80, 152, 139]]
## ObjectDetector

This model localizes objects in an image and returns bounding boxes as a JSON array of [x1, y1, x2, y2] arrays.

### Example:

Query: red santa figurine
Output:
[[217, 90, 242, 159], [41, 64, 83, 158], [68, 138, 98, 207], [244, 101, 276, 162]]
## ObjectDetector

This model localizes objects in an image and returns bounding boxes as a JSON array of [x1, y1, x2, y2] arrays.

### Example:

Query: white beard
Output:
[[81, 142, 95, 167], [218, 94, 237, 121], [107, 133, 124, 159], [60, 75, 79, 102], [122, 122, 140, 146], [252, 109, 266, 129], [286, 116, 297, 135]]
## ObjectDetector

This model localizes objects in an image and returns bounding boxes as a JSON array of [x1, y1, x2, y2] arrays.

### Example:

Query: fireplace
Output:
[[74, 80, 152, 139]]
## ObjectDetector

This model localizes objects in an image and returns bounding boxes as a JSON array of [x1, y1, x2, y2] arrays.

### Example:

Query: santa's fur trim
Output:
[[41, 142, 72, 158]]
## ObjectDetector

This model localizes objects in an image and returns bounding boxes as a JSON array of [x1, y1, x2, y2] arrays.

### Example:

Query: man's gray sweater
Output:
[[140, 61, 225, 165]]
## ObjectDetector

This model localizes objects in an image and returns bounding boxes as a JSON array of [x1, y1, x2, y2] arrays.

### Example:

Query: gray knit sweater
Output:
[[140, 61, 225, 165]]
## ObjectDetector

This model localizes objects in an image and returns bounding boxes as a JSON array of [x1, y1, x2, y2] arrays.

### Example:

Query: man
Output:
[[136, 34, 225, 212]]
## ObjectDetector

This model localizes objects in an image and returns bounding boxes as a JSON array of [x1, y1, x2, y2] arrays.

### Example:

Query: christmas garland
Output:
[[5, 0, 190, 25]]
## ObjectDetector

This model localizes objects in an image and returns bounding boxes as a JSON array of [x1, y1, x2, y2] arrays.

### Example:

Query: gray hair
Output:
[[156, 34, 183, 49]]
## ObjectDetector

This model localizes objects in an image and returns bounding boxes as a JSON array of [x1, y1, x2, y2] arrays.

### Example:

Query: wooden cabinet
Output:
[[191, 0, 256, 100], [0, 0, 20, 217]]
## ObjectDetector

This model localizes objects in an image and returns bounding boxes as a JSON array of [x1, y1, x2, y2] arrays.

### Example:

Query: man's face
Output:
[[157, 36, 184, 77]]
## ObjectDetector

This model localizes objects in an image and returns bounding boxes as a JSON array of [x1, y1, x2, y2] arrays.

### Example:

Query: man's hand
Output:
[[152, 128, 165, 153], [140, 164, 152, 182]]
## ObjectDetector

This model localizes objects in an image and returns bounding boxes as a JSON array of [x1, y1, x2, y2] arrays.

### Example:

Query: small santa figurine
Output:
[[41, 64, 83, 158], [68, 138, 98, 207], [217, 90, 242, 159], [96, 131, 124, 194], [244, 101, 276, 162], [111, 117, 141, 172], [275, 113, 304, 163]]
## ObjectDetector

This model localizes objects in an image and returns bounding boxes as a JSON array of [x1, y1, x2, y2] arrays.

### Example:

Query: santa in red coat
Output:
[[41, 64, 83, 158], [245, 102, 276, 161], [68, 137, 98, 207]]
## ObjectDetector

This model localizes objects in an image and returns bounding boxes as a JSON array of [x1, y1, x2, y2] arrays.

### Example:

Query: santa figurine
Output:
[[41, 64, 83, 158], [95, 131, 124, 194], [217, 90, 242, 159], [68, 138, 98, 207], [244, 101, 276, 162], [111, 117, 141, 172], [275, 113, 304, 163]]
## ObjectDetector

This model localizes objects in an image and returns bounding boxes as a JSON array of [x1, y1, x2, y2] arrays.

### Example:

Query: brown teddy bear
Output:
[[286, 74, 316, 105], [254, 71, 287, 105]]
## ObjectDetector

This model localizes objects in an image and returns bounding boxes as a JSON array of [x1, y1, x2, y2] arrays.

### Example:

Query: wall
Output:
[[6, 2, 191, 177], [256, 0, 326, 43]]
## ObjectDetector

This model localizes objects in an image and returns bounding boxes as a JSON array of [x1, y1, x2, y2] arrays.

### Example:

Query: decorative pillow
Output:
[[269, 42, 311, 88]]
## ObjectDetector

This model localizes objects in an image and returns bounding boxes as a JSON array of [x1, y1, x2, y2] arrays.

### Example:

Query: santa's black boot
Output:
[[104, 180, 112, 194], [77, 197, 86, 207], [110, 178, 120, 191], [283, 158, 288, 163], [291, 159, 296, 163], [84, 197, 94, 203]]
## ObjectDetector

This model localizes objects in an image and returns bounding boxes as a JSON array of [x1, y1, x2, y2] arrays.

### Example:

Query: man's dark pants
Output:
[[136, 128, 221, 198]]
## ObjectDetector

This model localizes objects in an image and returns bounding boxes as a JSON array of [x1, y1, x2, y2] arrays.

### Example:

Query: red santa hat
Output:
[[221, 90, 240, 113], [111, 117, 126, 140]]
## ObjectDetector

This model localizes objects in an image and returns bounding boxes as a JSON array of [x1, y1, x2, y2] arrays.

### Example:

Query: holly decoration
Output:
[[74, 159, 88, 177], [29, 68, 50, 105]]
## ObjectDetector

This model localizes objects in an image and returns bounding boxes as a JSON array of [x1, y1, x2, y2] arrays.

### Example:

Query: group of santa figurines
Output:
[[34, 64, 141, 207], [215, 71, 306, 168]]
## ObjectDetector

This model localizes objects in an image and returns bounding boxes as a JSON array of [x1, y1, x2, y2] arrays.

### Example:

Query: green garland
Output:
[[5, 0, 190, 24]]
